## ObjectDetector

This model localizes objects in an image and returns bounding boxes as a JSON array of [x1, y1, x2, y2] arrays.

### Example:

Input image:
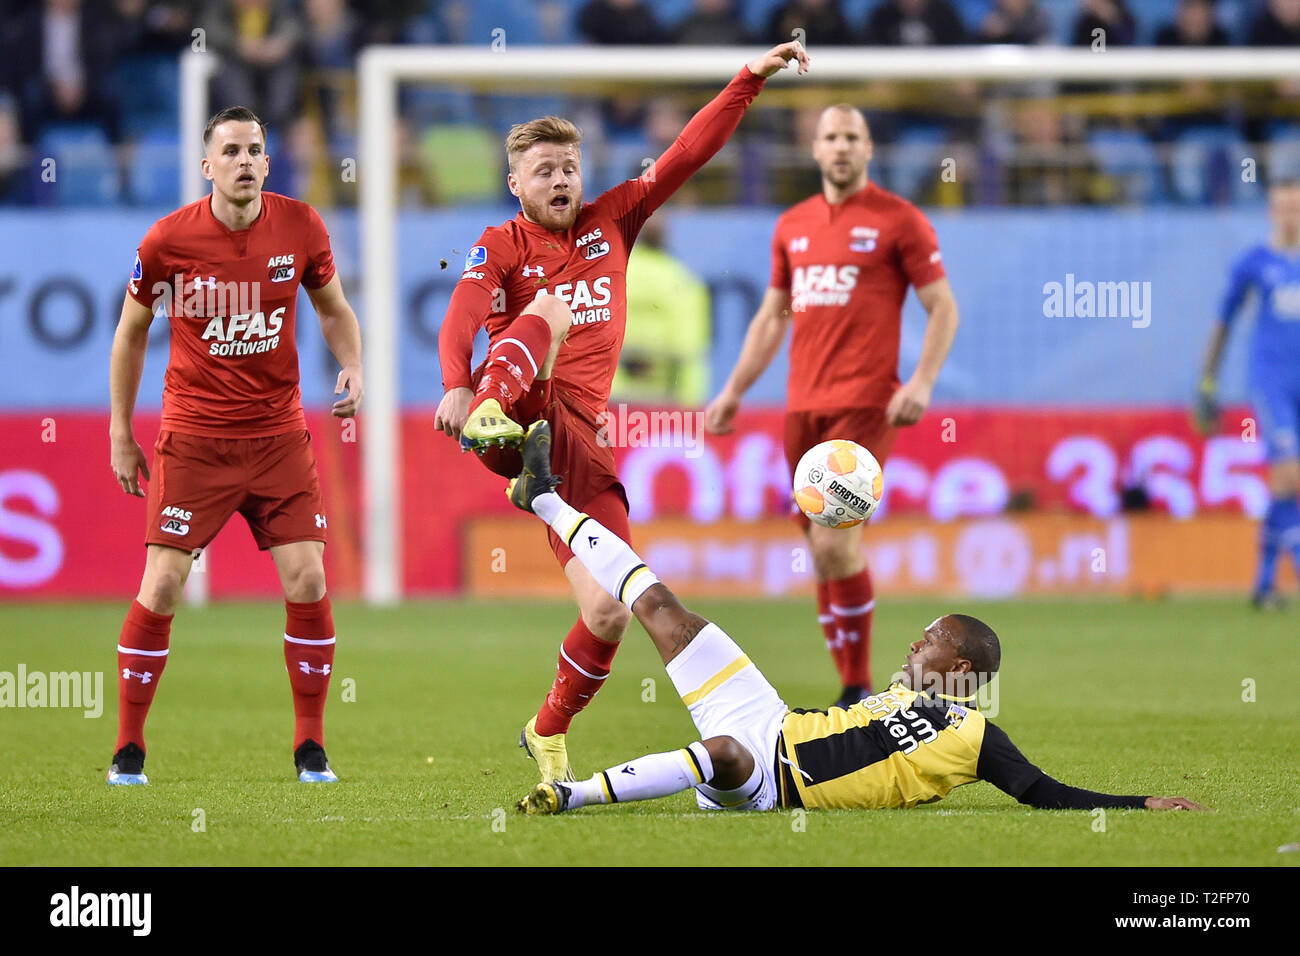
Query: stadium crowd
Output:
[[1, 0, 1298, 207]]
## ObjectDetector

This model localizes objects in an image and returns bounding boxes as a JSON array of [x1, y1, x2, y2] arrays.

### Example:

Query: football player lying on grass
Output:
[[506, 422, 1207, 815]]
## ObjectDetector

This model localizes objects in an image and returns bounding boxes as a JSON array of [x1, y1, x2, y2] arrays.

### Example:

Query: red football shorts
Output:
[[784, 406, 897, 529], [470, 372, 631, 567], [144, 429, 327, 553]]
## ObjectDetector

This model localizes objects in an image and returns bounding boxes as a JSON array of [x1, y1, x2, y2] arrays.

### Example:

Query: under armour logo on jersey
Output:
[[122, 668, 153, 684], [298, 661, 331, 676], [315, 513, 327, 529], [192, 275, 218, 292], [522, 265, 545, 278], [789, 236, 809, 253]]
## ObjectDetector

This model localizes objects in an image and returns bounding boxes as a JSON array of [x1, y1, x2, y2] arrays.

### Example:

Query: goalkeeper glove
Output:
[[1194, 377, 1220, 435]]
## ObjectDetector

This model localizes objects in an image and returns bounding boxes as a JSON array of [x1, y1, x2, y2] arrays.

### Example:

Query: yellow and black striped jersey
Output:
[[774, 683, 1150, 811]]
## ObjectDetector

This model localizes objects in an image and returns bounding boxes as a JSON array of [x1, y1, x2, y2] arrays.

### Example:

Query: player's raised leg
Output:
[[109, 544, 194, 785], [461, 291, 571, 451], [510, 422, 784, 813], [270, 540, 339, 783]]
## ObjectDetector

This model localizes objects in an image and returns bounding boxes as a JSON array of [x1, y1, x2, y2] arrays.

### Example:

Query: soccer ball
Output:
[[792, 439, 883, 529]]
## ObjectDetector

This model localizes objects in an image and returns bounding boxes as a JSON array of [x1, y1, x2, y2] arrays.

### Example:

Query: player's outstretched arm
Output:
[[979, 722, 1209, 811], [1194, 323, 1228, 435], [706, 287, 792, 434], [886, 277, 958, 427], [746, 39, 810, 79], [109, 294, 156, 497], [1145, 796, 1209, 810], [1198, 254, 1253, 434], [307, 275, 364, 417], [627, 42, 808, 219]]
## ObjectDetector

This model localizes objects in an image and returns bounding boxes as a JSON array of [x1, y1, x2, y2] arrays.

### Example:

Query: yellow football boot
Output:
[[460, 397, 524, 451], [516, 781, 572, 815], [519, 716, 577, 783]]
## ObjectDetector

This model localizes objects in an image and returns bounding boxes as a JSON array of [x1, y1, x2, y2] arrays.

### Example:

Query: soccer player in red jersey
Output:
[[106, 106, 364, 785], [706, 105, 959, 709], [435, 41, 811, 782]]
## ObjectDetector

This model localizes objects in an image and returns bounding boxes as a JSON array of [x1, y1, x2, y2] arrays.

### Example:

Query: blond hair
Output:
[[505, 116, 582, 172]]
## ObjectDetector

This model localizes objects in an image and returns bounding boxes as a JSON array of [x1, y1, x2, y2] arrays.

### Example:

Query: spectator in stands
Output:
[[1249, 0, 1300, 44], [865, 0, 966, 45], [766, 0, 854, 47], [675, 0, 752, 45], [1070, 0, 1136, 47], [113, 0, 195, 54], [302, 0, 358, 143], [201, 0, 302, 133], [611, 215, 711, 407], [1004, 102, 1116, 205], [304, 0, 355, 68], [577, 0, 665, 45], [978, 0, 1051, 44], [351, 0, 424, 45], [1156, 0, 1229, 46], [0, 93, 30, 203], [9, 0, 127, 145]]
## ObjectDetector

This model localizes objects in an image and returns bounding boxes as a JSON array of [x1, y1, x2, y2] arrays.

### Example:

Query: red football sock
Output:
[[534, 616, 621, 737], [470, 312, 552, 417], [116, 599, 172, 753], [816, 580, 848, 683], [284, 595, 336, 750], [829, 569, 875, 690]]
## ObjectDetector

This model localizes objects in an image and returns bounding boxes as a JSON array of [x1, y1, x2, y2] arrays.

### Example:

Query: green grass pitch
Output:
[[1, 597, 1297, 867]]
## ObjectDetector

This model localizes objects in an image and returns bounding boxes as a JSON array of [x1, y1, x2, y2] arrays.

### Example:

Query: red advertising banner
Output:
[[0, 413, 363, 599], [0, 406, 1270, 599]]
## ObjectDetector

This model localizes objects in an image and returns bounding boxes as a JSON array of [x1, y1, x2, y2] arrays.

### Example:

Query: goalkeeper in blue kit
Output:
[[1198, 179, 1300, 608], [506, 421, 1204, 816]]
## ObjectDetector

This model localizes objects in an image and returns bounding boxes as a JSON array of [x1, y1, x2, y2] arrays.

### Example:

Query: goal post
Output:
[[181, 45, 1300, 603]]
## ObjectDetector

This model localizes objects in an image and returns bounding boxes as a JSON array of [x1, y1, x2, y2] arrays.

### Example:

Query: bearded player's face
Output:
[[812, 110, 872, 190], [510, 143, 583, 232], [203, 121, 269, 204]]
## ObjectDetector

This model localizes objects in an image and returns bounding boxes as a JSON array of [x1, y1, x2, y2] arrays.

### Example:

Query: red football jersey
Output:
[[770, 182, 945, 412], [440, 66, 766, 416], [127, 192, 336, 438]]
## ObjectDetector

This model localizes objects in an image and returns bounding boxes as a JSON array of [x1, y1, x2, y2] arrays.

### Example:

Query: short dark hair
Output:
[[203, 106, 266, 149], [949, 614, 1001, 687]]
